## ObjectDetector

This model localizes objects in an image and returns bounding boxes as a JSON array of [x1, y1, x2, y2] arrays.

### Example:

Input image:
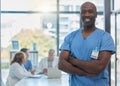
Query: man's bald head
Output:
[[81, 2, 97, 12]]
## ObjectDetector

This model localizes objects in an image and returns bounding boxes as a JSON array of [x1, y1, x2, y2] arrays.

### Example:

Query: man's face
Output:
[[22, 53, 26, 64], [22, 56, 26, 64], [25, 52, 29, 58], [48, 52, 55, 60], [81, 3, 97, 27]]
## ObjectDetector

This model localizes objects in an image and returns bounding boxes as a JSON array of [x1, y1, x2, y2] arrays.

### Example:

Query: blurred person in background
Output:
[[6, 52, 32, 86], [20, 48, 35, 74], [38, 49, 58, 74]]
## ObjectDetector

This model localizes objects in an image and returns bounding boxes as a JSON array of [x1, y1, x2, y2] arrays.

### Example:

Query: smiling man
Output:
[[58, 2, 115, 86]]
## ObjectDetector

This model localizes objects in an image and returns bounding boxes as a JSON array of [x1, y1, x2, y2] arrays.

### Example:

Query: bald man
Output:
[[58, 2, 115, 86]]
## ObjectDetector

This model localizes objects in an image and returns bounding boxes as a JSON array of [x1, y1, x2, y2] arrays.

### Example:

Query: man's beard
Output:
[[82, 18, 96, 28]]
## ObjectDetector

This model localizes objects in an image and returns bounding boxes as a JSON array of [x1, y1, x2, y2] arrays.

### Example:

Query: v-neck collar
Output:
[[80, 28, 98, 40]]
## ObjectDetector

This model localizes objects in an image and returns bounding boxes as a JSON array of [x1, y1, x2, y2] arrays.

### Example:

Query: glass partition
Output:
[[1, 0, 57, 11], [117, 14, 120, 86], [59, 14, 80, 46], [1, 13, 57, 83], [59, 0, 104, 12]]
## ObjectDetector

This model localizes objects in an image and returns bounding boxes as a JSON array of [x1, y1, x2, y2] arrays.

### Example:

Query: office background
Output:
[[1, 0, 120, 86]]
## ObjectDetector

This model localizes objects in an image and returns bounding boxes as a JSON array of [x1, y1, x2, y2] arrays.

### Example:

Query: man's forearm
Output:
[[69, 58, 101, 74], [58, 59, 97, 76], [69, 54, 110, 74]]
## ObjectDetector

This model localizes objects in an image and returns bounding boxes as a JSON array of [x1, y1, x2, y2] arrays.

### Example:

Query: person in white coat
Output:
[[38, 49, 58, 74], [6, 52, 33, 86]]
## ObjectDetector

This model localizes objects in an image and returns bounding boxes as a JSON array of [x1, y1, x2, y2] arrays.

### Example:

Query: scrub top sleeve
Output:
[[60, 33, 73, 51], [100, 32, 116, 54], [29, 60, 32, 69]]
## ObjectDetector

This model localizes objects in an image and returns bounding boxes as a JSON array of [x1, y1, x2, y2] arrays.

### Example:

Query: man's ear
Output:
[[95, 12, 97, 18]]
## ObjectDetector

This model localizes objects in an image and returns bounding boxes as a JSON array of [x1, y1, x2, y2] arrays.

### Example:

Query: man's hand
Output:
[[68, 51, 112, 74], [68, 56, 76, 64], [30, 69, 35, 75], [43, 68, 47, 73], [58, 50, 98, 76]]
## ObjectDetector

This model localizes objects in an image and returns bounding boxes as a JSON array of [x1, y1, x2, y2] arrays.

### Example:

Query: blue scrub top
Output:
[[24, 59, 32, 71], [60, 28, 115, 86]]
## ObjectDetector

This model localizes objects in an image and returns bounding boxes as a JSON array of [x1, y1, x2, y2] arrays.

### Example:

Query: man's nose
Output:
[[84, 12, 90, 16]]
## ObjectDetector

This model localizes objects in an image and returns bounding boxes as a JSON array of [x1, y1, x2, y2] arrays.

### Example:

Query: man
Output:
[[38, 49, 58, 74], [20, 48, 35, 74], [58, 2, 115, 86]]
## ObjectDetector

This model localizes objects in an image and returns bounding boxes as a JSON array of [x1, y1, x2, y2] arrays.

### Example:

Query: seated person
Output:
[[38, 49, 58, 74], [6, 52, 32, 86], [20, 48, 35, 74]]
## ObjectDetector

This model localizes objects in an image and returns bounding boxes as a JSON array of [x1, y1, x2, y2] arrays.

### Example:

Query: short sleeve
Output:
[[60, 31, 76, 51], [29, 60, 32, 69], [100, 32, 116, 54]]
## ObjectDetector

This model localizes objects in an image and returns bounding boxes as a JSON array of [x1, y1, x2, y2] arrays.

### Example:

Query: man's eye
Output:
[[88, 10, 94, 13], [81, 11, 86, 14]]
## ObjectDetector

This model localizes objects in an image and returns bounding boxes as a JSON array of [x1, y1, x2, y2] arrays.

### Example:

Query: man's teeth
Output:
[[85, 18, 90, 22]]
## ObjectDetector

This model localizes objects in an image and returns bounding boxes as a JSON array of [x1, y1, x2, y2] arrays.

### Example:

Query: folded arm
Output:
[[69, 50, 112, 74], [58, 50, 97, 76]]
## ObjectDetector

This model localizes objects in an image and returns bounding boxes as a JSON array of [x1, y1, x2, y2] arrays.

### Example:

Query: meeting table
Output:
[[15, 73, 69, 86]]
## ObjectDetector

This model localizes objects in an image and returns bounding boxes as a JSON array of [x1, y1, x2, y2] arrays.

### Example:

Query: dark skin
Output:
[[58, 2, 112, 76], [69, 51, 111, 74], [59, 50, 97, 76]]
